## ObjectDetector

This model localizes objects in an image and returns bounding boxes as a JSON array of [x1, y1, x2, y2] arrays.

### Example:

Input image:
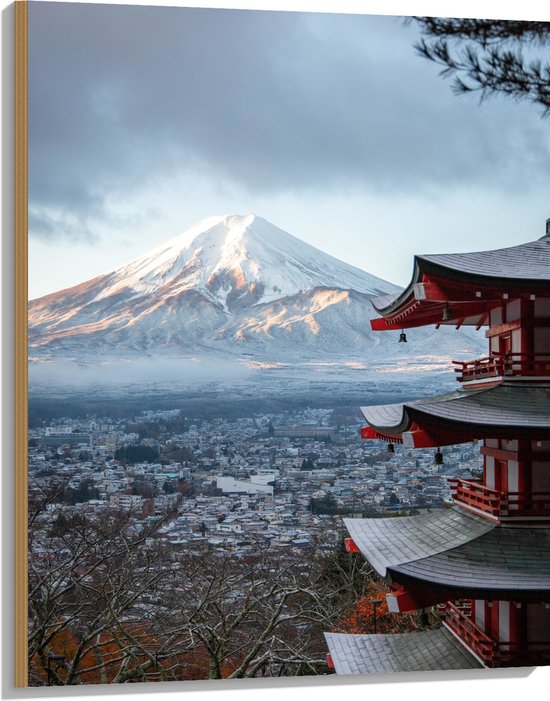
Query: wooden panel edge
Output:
[[14, 0, 28, 689]]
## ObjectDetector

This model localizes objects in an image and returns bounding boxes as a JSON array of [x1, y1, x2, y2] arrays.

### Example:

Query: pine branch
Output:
[[412, 18, 550, 113]]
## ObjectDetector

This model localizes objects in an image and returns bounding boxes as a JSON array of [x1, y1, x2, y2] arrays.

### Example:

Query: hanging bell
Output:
[[387, 443, 395, 454], [442, 305, 453, 322], [434, 448, 444, 465], [398, 331, 407, 343]]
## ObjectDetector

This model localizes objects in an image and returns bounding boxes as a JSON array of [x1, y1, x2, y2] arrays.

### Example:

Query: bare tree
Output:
[[141, 539, 374, 680], [28, 491, 373, 685], [28, 486, 179, 685], [412, 17, 550, 113]]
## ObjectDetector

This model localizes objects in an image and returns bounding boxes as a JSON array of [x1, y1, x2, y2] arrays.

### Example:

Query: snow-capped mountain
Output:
[[83, 213, 397, 309], [28, 214, 485, 365]]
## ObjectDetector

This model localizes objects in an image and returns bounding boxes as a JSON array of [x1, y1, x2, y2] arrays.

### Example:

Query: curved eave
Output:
[[344, 509, 493, 578], [370, 237, 550, 330], [360, 384, 550, 446], [359, 402, 409, 437], [345, 510, 550, 595], [392, 526, 550, 594], [370, 260, 420, 318], [370, 300, 494, 331], [419, 235, 550, 283]]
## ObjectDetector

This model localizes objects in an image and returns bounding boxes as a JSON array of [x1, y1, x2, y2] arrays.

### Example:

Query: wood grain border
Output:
[[14, 0, 28, 688]]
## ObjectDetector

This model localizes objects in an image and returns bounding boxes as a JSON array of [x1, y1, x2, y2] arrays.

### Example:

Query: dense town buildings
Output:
[[29, 405, 480, 558]]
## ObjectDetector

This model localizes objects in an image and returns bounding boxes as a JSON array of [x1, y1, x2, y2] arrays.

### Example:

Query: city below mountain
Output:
[[28, 214, 485, 378]]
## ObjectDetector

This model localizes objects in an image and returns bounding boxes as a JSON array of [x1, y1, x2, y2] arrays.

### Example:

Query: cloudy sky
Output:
[[28, 0, 550, 299]]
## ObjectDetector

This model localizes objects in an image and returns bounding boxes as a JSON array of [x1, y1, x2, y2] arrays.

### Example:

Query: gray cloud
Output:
[[28, 206, 99, 244], [28, 3, 550, 241]]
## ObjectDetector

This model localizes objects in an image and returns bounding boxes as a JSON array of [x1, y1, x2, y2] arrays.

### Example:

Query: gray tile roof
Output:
[[370, 292, 402, 312], [359, 401, 407, 431], [371, 236, 550, 316], [419, 236, 550, 282], [395, 525, 550, 591], [346, 508, 550, 592], [325, 628, 482, 675], [361, 384, 550, 432], [344, 509, 493, 577]]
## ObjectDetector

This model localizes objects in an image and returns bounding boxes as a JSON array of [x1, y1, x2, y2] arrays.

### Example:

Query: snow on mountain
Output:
[[80, 213, 397, 307], [28, 214, 485, 367]]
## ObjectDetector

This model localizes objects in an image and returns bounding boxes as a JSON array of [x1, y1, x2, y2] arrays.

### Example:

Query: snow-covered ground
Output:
[[28, 214, 486, 376]]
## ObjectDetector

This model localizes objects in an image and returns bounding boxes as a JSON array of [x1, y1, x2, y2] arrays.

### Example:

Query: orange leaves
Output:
[[337, 581, 418, 635], [29, 623, 249, 684]]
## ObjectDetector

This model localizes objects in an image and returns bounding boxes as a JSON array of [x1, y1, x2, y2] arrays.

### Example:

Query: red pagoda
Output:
[[325, 222, 550, 674]]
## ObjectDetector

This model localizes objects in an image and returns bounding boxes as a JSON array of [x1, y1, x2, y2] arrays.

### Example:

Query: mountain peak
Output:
[[73, 214, 399, 309], [29, 213, 487, 366], [29, 214, 403, 353]]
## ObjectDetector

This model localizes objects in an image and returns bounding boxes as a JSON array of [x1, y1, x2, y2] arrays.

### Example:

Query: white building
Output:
[[216, 476, 273, 496]]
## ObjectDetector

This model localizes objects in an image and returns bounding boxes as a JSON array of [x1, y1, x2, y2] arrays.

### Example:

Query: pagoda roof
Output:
[[344, 509, 493, 578], [345, 508, 550, 594], [324, 628, 481, 675], [370, 233, 550, 330], [394, 526, 550, 591], [360, 383, 550, 445], [418, 236, 550, 283]]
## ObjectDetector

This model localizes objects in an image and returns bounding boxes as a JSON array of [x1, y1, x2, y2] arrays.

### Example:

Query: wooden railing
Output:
[[444, 602, 550, 667], [453, 352, 550, 383], [444, 602, 498, 665], [448, 479, 550, 519]]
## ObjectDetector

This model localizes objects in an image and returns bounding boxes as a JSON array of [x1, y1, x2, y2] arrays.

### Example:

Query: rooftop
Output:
[[325, 628, 482, 675], [345, 508, 550, 594], [360, 383, 550, 446], [417, 234, 550, 283], [344, 508, 492, 578], [369, 228, 550, 330]]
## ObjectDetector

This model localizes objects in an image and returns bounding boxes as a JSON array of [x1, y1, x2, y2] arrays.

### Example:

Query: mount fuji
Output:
[[29, 214, 485, 370]]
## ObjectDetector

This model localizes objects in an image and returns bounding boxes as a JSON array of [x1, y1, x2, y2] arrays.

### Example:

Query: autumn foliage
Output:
[[30, 624, 237, 685], [337, 580, 419, 635]]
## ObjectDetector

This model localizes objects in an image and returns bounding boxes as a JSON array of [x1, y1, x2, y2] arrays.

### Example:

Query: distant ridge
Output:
[[29, 214, 484, 364]]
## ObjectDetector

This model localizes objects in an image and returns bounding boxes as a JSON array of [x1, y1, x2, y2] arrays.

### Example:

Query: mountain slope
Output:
[[29, 214, 484, 364]]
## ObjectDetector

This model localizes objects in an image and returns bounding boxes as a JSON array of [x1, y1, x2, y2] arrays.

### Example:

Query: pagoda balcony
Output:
[[448, 478, 550, 521], [453, 352, 550, 384], [444, 602, 550, 667]]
